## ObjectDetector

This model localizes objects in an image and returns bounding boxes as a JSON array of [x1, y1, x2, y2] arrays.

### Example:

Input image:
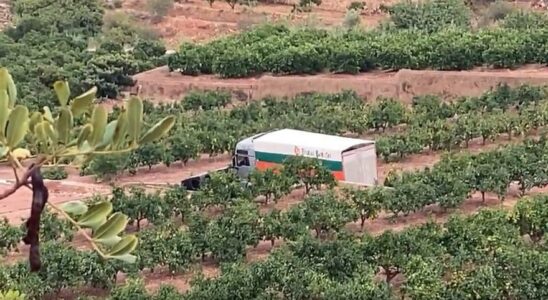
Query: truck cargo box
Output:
[[252, 129, 377, 186]]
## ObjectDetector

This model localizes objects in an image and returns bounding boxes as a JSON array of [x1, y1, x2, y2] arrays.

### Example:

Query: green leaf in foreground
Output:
[[127, 97, 143, 145], [6, 105, 29, 149], [77, 201, 113, 230], [139, 116, 176, 144], [93, 212, 128, 242], [107, 234, 138, 258], [60, 201, 88, 215]]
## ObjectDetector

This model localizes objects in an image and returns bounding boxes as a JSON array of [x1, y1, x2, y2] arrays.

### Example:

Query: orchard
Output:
[[2, 0, 548, 299]]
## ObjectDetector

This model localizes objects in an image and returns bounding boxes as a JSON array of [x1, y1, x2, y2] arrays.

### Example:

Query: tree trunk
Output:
[[384, 267, 399, 284], [304, 183, 310, 194], [519, 181, 527, 196], [23, 166, 49, 272]]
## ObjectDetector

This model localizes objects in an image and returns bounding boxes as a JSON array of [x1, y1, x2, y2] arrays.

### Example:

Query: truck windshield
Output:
[[236, 150, 250, 166]]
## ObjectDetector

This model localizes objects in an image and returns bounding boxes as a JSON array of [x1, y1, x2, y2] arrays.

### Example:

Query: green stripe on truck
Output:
[[255, 151, 343, 171]]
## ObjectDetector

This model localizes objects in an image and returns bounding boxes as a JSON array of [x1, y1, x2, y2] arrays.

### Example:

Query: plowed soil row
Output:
[[133, 65, 548, 104]]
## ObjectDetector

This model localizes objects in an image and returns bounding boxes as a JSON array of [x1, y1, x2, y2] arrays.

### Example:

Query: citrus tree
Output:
[[0, 68, 175, 271]]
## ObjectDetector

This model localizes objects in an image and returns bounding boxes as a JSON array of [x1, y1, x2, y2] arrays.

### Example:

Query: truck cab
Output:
[[233, 135, 258, 178]]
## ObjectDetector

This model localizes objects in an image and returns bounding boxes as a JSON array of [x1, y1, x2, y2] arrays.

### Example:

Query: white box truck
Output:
[[181, 129, 378, 190]]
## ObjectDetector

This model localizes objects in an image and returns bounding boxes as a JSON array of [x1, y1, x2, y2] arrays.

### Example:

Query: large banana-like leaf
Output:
[[0, 68, 16, 108], [95, 120, 117, 151], [109, 253, 136, 264], [90, 105, 107, 146], [76, 124, 93, 147], [28, 112, 43, 134], [60, 200, 88, 215], [43, 121, 58, 145], [33, 121, 49, 144], [0, 93, 8, 139], [71, 86, 97, 117], [127, 97, 143, 145], [6, 105, 29, 149], [56, 108, 73, 145], [139, 116, 176, 144], [42, 106, 54, 123], [77, 201, 112, 231], [112, 110, 128, 150], [93, 212, 128, 244], [107, 234, 138, 257], [0, 146, 7, 158], [6, 72, 16, 108], [53, 81, 70, 107]]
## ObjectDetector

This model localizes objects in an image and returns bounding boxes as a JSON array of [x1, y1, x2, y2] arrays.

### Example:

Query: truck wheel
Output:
[[181, 177, 202, 191], [202, 174, 211, 185]]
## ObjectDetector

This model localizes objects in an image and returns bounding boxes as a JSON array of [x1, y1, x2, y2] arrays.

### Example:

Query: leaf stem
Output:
[[7, 155, 21, 183], [52, 146, 138, 158]]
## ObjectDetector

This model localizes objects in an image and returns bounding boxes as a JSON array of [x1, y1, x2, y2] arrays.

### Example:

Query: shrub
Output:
[[479, 0, 514, 26], [102, 11, 160, 45], [182, 90, 232, 110], [501, 10, 548, 30], [0, 290, 25, 300], [146, 0, 174, 20], [168, 24, 548, 77], [343, 9, 361, 29], [383, 0, 471, 33], [300, 0, 322, 7], [347, 1, 366, 11], [41, 166, 68, 180], [83, 155, 131, 181], [113, 0, 124, 8]]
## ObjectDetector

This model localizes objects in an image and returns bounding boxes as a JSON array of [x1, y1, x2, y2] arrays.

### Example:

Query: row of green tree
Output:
[[75, 84, 547, 179], [28, 134, 548, 273], [168, 21, 548, 77], [3, 134, 548, 297], [1, 0, 166, 110], [88, 133, 548, 226], [178, 196, 548, 300], [1, 190, 546, 299], [376, 99, 548, 161]]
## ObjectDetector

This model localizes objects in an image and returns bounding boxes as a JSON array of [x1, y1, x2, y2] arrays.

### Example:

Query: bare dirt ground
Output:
[[133, 65, 548, 104], [116, 0, 548, 49], [120, 0, 390, 47], [0, 155, 230, 224]]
